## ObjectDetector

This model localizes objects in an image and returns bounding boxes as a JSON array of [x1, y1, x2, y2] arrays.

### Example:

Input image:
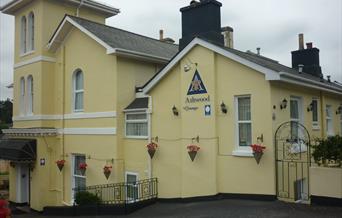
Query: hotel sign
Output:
[[184, 70, 211, 114]]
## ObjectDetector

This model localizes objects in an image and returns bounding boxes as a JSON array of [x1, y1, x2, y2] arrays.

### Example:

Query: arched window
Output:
[[28, 12, 34, 51], [27, 75, 34, 114], [21, 16, 27, 54], [20, 77, 25, 115], [73, 70, 84, 112]]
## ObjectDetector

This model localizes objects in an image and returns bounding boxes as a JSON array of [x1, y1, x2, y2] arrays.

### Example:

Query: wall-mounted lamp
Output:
[[307, 101, 314, 112], [336, 105, 342, 115], [280, 98, 288, 110], [172, 105, 179, 116], [220, 102, 227, 114]]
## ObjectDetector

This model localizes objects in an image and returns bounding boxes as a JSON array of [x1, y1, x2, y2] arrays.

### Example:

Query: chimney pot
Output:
[[159, 29, 164, 40], [256, 47, 261, 55], [221, 26, 234, 48], [306, 42, 313, 49], [298, 33, 304, 50]]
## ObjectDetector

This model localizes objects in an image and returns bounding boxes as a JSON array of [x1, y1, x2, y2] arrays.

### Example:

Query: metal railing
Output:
[[73, 178, 158, 205]]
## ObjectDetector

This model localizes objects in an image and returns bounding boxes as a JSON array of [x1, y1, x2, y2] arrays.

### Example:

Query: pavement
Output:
[[11, 199, 342, 218]]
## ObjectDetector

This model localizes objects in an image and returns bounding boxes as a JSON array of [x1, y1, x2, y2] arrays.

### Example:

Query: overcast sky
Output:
[[0, 0, 341, 100]]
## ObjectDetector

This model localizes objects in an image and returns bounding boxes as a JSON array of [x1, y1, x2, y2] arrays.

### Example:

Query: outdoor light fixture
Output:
[[336, 105, 342, 115], [220, 102, 227, 114], [172, 105, 179, 116], [280, 98, 288, 110], [307, 101, 314, 112]]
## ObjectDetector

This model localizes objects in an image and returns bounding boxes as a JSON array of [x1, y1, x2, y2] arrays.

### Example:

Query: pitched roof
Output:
[[141, 37, 342, 95], [125, 97, 149, 110], [48, 15, 179, 62]]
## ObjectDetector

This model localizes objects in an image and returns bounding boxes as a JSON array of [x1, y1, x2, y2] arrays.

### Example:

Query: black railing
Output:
[[73, 178, 158, 205]]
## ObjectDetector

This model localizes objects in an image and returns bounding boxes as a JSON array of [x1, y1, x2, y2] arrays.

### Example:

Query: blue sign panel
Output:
[[187, 70, 207, 95]]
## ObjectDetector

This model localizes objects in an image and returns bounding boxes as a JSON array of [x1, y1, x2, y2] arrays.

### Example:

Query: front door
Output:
[[126, 172, 138, 203], [16, 164, 30, 204]]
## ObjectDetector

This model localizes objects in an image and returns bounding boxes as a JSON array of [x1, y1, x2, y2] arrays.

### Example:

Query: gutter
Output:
[[279, 72, 342, 95], [108, 48, 170, 64]]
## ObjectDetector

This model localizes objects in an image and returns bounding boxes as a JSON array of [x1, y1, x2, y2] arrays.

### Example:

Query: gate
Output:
[[275, 121, 311, 202]]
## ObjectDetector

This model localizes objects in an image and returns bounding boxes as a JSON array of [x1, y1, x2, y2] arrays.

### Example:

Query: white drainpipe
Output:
[[147, 95, 152, 178], [76, 0, 85, 17]]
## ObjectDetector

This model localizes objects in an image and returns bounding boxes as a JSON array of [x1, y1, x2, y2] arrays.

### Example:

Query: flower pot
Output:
[[57, 164, 64, 172], [188, 151, 197, 162], [148, 149, 156, 159], [253, 152, 263, 164], [104, 171, 111, 180], [80, 168, 86, 176]]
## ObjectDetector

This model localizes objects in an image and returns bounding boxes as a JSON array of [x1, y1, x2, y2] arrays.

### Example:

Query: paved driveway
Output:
[[13, 199, 342, 218]]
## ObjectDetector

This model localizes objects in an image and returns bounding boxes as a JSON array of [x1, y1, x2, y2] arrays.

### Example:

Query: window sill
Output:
[[20, 50, 35, 57], [312, 125, 320, 131], [232, 149, 253, 157], [125, 136, 148, 140]]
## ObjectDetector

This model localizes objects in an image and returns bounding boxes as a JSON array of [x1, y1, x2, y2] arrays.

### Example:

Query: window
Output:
[[20, 77, 25, 115], [72, 155, 86, 201], [311, 99, 319, 128], [290, 97, 302, 140], [236, 96, 251, 147], [21, 16, 27, 54], [73, 70, 84, 112], [27, 12, 34, 51], [125, 113, 148, 138], [326, 105, 333, 136], [27, 75, 33, 114]]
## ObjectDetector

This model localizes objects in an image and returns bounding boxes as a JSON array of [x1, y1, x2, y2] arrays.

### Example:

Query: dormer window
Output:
[[20, 16, 27, 54]]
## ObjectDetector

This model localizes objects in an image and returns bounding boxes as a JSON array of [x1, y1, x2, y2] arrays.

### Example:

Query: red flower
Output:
[[250, 144, 266, 153], [146, 142, 158, 150], [56, 160, 66, 165], [79, 163, 87, 170], [187, 144, 200, 152], [103, 165, 112, 173]]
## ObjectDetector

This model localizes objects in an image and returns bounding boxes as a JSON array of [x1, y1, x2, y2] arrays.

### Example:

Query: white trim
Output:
[[48, 17, 113, 52], [13, 111, 117, 121], [14, 55, 56, 69], [123, 108, 147, 113], [109, 48, 170, 64], [20, 50, 35, 58], [60, 128, 116, 135], [143, 38, 280, 94], [232, 149, 253, 157]]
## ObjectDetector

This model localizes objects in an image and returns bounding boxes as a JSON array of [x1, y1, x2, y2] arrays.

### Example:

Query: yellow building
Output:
[[0, 0, 341, 212]]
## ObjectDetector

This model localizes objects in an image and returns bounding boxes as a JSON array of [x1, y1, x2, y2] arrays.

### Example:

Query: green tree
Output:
[[0, 99, 13, 124]]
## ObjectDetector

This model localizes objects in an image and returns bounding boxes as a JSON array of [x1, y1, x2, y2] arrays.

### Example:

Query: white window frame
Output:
[[71, 154, 86, 203], [27, 75, 33, 115], [289, 96, 307, 153], [20, 16, 27, 54], [72, 70, 84, 113], [27, 12, 35, 52], [326, 105, 334, 136], [20, 77, 25, 115], [125, 111, 149, 139], [311, 98, 319, 130], [233, 95, 253, 156]]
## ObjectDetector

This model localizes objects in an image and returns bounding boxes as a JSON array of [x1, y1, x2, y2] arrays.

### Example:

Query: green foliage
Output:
[[311, 135, 342, 165], [0, 99, 13, 124], [75, 191, 101, 205]]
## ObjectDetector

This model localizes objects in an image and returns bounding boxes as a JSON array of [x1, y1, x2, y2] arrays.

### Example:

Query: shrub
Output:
[[75, 191, 101, 205], [311, 135, 342, 166]]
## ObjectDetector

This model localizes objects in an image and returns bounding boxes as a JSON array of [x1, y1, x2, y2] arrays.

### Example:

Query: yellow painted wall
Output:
[[310, 167, 342, 198]]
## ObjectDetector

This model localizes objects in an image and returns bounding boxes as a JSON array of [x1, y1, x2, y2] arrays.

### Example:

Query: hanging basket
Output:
[[148, 149, 156, 159], [104, 171, 111, 179], [56, 160, 66, 172], [253, 152, 263, 164], [57, 164, 64, 171], [80, 168, 86, 176], [188, 151, 198, 162]]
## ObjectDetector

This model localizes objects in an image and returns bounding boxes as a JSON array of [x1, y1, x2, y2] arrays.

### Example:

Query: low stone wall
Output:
[[310, 166, 342, 206]]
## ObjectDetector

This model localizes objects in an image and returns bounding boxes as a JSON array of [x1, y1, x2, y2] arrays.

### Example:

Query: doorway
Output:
[[16, 164, 30, 204]]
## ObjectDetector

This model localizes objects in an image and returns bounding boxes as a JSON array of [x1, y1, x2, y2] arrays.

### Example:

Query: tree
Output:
[[0, 99, 13, 124]]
